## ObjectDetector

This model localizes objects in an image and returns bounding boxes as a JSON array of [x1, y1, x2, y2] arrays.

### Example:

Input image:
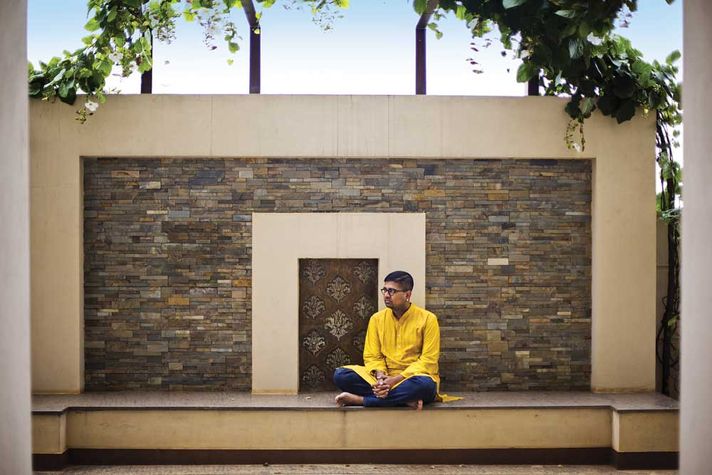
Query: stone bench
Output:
[[32, 391, 678, 471]]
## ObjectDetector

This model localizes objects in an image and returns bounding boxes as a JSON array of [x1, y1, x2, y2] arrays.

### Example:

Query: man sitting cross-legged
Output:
[[334, 270, 457, 409]]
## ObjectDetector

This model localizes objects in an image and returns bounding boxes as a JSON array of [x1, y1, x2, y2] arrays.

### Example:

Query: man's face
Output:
[[382, 281, 411, 310]]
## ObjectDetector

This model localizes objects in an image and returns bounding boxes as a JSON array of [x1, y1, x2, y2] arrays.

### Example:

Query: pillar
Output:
[[0, 0, 32, 473]]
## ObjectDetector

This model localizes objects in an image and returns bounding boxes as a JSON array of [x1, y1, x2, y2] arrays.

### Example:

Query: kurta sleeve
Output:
[[363, 315, 387, 375], [399, 313, 440, 379]]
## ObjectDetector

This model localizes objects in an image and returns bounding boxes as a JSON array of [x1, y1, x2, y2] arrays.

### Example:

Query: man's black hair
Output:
[[384, 271, 414, 291]]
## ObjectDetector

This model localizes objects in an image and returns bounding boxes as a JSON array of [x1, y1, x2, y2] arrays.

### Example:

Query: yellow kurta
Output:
[[343, 303, 460, 402]]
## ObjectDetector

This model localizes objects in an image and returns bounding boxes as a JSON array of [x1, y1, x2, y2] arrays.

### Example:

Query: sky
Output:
[[27, 0, 683, 96]]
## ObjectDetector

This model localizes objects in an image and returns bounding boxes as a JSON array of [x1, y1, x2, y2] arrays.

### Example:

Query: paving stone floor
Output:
[[34, 464, 677, 474]]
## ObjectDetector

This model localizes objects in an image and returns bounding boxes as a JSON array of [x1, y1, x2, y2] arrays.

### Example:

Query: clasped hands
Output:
[[372, 371, 404, 399]]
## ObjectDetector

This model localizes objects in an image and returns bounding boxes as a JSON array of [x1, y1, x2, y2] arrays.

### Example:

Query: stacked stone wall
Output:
[[84, 158, 591, 391]]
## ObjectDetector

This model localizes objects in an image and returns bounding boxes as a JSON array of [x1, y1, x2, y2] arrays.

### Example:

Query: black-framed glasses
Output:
[[380, 287, 408, 296]]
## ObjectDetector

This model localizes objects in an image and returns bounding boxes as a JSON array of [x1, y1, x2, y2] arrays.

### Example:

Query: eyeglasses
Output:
[[380, 287, 408, 296]]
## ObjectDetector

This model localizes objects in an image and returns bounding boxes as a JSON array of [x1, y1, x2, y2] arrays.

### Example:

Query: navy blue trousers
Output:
[[333, 367, 437, 407]]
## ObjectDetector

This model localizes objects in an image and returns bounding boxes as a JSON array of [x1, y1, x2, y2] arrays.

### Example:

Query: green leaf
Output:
[[560, 23, 577, 38], [28, 80, 43, 96], [568, 38, 584, 59], [580, 97, 595, 116], [615, 99, 636, 123], [427, 23, 443, 40], [413, 0, 427, 15], [516, 62, 537, 83], [456, 6, 466, 20], [613, 75, 636, 98], [107, 8, 117, 22], [631, 60, 652, 76], [99, 59, 113, 76], [565, 99, 580, 118], [597, 94, 619, 116], [228, 41, 239, 53], [183, 10, 195, 22], [665, 50, 681, 65], [84, 18, 100, 32], [503, 0, 528, 9], [58, 83, 76, 104], [555, 10, 577, 19]]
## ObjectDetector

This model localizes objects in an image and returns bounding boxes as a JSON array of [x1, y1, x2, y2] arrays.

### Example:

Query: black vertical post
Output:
[[527, 75, 539, 96], [416, 26, 426, 95], [140, 30, 153, 94], [415, 1, 438, 95], [243, 0, 260, 94], [249, 25, 261, 94]]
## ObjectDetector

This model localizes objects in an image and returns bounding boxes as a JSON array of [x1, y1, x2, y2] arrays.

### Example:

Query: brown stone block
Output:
[[168, 296, 189, 306], [486, 330, 502, 341], [488, 341, 509, 353], [111, 170, 140, 178], [488, 191, 509, 200]]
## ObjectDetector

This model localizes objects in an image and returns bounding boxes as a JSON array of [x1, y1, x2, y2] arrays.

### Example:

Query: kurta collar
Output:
[[390, 303, 415, 323]]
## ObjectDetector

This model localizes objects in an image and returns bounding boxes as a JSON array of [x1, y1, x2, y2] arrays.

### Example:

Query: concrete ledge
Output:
[[32, 391, 678, 470]]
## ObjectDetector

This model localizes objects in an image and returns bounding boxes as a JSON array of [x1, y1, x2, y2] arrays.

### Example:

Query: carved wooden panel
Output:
[[299, 258, 378, 391]]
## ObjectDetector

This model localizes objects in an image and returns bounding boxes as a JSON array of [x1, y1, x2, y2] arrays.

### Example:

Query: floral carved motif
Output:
[[325, 310, 353, 340], [302, 365, 325, 388], [303, 260, 325, 285], [303, 330, 326, 355], [326, 276, 351, 302], [353, 260, 376, 283], [302, 295, 325, 319], [353, 296, 375, 320], [325, 348, 351, 370]]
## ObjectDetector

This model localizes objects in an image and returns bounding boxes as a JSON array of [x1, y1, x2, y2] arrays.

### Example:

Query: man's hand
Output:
[[371, 374, 405, 398], [381, 374, 405, 388]]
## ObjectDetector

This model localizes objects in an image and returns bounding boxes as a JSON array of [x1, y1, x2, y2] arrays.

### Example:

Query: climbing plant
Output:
[[27, 0, 349, 121]]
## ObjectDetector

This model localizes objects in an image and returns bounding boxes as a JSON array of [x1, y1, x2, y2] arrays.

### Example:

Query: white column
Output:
[[681, 1, 712, 472], [0, 0, 32, 473]]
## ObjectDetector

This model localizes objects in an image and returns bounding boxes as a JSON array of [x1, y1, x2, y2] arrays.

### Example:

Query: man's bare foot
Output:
[[335, 392, 364, 407], [406, 400, 424, 411]]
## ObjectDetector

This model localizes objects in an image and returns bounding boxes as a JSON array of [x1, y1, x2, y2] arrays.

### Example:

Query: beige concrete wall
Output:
[[612, 411, 678, 453], [34, 406, 679, 454], [32, 414, 67, 455], [1, 0, 33, 473], [681, 1, 712, 472], [252, 213, 426, 393], [29, 95, 656, 393], [58, 408, 610, 450]]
